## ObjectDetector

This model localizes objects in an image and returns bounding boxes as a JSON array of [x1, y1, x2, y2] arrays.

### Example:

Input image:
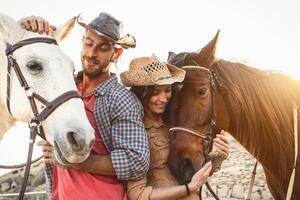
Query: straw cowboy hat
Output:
[[120, 55, 186, 86], [77, 12, 136, 49]]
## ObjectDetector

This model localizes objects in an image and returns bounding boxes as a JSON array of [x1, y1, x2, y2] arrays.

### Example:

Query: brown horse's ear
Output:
[[194, 30, 219, 69]]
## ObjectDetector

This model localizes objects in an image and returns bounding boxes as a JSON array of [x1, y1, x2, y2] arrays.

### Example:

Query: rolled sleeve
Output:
[[111, 101, 150, 180], [127, 176, 153, 200]]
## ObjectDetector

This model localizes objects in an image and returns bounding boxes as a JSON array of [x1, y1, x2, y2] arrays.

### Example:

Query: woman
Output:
[[120, 55, 229, 200]]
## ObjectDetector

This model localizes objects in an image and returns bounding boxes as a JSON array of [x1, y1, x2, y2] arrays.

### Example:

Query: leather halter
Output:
[[4, 37, 82, 200], [169, 67, 217, 162], [168, 64, 220, 200]]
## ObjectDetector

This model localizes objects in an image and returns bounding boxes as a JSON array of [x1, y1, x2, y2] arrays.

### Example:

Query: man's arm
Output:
[[70, 155, 116, 175], [38, 140, 116, 175], [109, 93, 150, 180]]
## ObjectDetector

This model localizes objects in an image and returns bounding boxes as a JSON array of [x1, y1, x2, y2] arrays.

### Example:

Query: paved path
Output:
[[202, 135, 274, 200]]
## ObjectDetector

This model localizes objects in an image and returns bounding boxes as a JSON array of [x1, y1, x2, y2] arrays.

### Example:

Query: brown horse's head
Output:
[[167, 31, 224, 184]]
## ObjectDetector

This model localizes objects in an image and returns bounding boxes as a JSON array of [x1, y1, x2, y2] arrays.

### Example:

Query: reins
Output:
[[1, 37, 83, 200], [286, 103, 298, 200], [169, 66, 219, 199]]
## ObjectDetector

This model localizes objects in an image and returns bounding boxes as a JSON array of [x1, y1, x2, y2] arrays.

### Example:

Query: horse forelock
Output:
[[213, 59, 299, 180]]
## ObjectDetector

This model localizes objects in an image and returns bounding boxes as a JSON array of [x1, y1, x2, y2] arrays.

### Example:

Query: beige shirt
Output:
[[127, 117, 200, 200]]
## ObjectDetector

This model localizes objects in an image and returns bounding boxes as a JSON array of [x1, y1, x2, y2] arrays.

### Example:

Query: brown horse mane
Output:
[[212, 59, 300, 170]]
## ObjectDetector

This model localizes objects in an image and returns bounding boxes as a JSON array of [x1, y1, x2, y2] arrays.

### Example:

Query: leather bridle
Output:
[[168, 65, 220, 200], [169, 67, 217, 162], [3, 37, 82, 200]]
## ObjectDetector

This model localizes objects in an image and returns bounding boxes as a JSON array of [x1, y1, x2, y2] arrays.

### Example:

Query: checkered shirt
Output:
[[44, 74, 150, 198], [93, 74, 150, 180]]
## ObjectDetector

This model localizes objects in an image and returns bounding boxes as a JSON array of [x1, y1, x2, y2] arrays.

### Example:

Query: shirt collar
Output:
[[75, 71, 118, 97], [94, 74, 118, 97], [144, 116, 167, 129]]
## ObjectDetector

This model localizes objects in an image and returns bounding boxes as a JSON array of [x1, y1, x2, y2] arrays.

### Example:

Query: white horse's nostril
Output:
[[66, 131, 84, 151]]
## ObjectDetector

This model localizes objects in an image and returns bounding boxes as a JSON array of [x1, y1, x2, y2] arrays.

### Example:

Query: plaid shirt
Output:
[[93, 74, 150, 180], [45, 73, 150, 198]]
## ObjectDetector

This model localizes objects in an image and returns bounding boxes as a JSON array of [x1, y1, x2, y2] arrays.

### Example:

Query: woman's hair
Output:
[[130, 86, 155, 108], [130, 85, 171, 123]]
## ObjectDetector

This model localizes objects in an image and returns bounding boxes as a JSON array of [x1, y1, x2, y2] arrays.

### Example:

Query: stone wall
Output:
[[202, 135, 274, 199]]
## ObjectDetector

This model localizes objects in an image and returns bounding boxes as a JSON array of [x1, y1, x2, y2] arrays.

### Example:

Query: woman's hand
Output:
[[213, 130, 229, 160], [187, 161, 212, 193], [18, 16, 56, 35]]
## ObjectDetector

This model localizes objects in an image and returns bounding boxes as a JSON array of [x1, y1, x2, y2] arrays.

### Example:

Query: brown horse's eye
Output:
[[197, 88, 208, 97]]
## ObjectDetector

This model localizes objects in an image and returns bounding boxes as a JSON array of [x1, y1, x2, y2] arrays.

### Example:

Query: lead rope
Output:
[[18, 124, 38, 200], [246, 161, 258, 200], [286, 103, 298, 200]]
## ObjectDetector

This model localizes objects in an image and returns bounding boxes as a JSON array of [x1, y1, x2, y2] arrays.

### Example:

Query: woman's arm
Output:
[[127, 162, 212, 200]]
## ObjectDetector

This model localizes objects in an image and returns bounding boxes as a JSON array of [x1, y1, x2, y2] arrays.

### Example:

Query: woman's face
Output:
[[147, 85, 172, 115]]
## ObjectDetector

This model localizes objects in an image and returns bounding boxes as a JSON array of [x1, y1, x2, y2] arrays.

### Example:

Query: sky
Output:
[[1, 0, 300, 175]]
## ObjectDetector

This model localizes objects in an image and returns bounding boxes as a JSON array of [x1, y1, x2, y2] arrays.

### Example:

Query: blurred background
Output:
[[1, 0, 300, 176]]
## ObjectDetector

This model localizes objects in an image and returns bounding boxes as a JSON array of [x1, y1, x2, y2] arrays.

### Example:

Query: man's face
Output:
[[81, 30, 115, 78]]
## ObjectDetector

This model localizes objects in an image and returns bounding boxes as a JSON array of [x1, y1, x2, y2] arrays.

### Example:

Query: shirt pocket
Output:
[[150, 135, 170, 168]]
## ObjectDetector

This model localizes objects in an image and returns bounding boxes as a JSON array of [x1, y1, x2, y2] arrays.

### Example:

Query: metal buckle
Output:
[[28, 120, 42, 135]]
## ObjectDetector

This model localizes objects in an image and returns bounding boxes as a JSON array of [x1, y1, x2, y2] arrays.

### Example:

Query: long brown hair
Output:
[[130, 86, 171, 122]]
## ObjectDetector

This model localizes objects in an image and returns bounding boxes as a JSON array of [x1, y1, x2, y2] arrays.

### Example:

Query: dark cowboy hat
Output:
[[77, 12, 136, 49]]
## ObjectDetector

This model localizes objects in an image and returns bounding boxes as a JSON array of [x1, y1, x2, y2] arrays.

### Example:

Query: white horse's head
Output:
[[0, 13, 95, 164]]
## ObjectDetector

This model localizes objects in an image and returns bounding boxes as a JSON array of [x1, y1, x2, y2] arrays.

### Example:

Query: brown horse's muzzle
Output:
[[168, 131, 206, 184]]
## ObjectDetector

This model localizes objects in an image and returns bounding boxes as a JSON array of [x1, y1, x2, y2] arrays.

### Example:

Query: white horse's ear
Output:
[[0, 13, 24, 42], [51, 16, 76, 43]]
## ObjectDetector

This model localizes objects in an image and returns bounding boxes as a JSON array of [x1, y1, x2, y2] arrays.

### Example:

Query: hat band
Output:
[[153, 74, 173, 82]]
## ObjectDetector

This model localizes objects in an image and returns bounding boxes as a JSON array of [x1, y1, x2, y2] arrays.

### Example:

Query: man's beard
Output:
[[82, 56, 111, 78]]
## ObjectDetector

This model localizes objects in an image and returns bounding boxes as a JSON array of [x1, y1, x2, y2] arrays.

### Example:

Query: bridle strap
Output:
[[6, 37, 58, 115], [246, 161, 258, 200], [36, 90, 82, 121], [3, 37, 81, 200], [205, 183, 220, 200], [0, 155, 43, 169], [286, 103, 298, 200], [5, 37, 57, 55], [169, 61, 219, 199], [169, 127, 208, 139], [18, 126, 37, 200]]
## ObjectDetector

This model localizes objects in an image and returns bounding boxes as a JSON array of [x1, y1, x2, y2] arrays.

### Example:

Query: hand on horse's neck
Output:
[[82, 72, 109, 97]]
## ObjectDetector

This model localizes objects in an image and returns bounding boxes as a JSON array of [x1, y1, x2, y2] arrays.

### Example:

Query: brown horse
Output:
[[167, 31, 300, 200]]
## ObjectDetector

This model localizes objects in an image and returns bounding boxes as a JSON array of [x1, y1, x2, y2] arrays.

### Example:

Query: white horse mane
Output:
[[0, 101, 15, 139]]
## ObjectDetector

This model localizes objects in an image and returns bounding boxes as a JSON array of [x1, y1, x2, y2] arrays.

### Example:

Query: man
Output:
[[20, 13, 150, 200]]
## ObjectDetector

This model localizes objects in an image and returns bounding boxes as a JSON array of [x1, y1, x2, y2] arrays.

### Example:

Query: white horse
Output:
[[0, 13, 94, 164]]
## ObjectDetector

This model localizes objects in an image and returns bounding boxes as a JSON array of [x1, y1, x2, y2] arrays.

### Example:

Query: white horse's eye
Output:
[[26, 60, 43, 72]]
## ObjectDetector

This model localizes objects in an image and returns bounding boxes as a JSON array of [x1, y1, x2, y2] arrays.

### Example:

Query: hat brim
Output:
[[77, 20, 117, 43], [120, 63, 186, 87]]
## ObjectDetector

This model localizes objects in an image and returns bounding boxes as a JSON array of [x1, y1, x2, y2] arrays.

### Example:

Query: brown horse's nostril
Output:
[[66, 131, 84, 151], [179, 158, 195, 184]]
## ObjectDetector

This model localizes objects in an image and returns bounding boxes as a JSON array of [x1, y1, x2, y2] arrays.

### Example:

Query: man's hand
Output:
[[18, 16, 56, 35], [37, 140, 57, 165]]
